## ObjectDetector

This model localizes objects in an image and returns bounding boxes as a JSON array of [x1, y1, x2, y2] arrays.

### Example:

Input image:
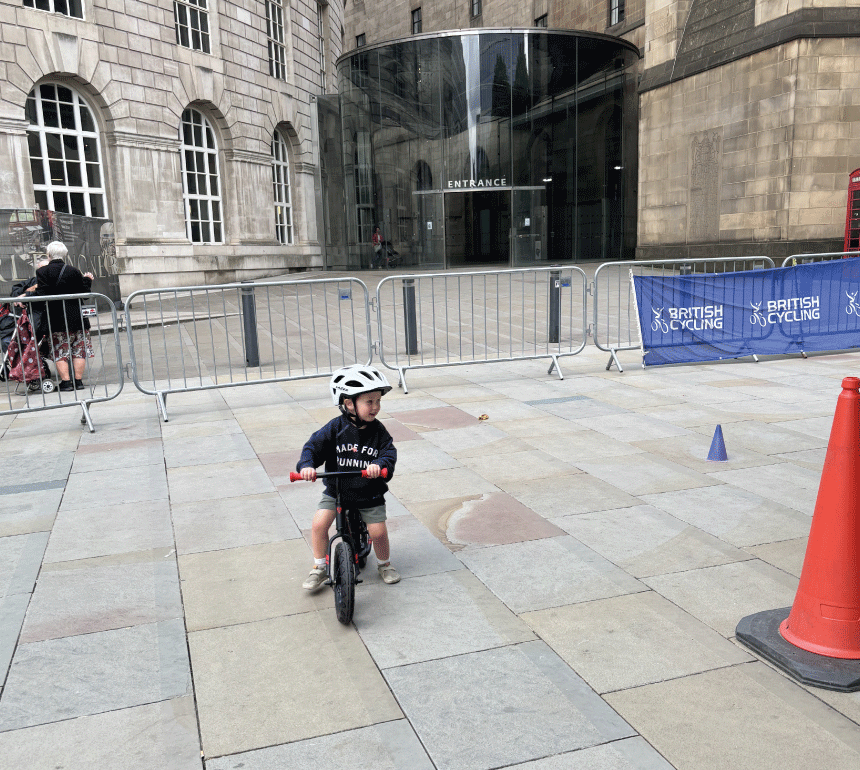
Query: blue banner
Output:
[[632, 259, 860, 366]]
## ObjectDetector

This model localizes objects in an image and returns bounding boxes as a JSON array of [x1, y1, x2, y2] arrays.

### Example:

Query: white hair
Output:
[[45, 241, 68, 260]]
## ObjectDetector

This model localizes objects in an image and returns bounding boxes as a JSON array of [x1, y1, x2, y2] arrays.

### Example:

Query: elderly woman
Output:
[[34, 241, 94, 391]]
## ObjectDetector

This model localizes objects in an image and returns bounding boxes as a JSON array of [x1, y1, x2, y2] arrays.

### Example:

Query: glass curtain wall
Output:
[[335, 30, 638, 270]]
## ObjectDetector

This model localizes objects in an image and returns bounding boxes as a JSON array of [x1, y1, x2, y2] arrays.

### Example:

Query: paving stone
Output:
[[71, 437, 164, 472], [0, 619, 191, 731], [43, 500, 174, 563], [504, 473, 641, 517], [355, 570, 534, 668], [20, 551, 182, 643], [61, 463, 168, 510], [384, 642, 635, 770], [411, 492, 566, 551], [745, 538, 807, 578], [644, 560, 799, 637], [574, 454, 721, 496], [0, 495, 59, 537], [551, 505, 751, 577], [0, 697, 201, 770], [172, 492, 300, 554], [179, 540, 331, 631], [642, 484, 812, 547], [459, 536, 646, 614], [189, 612, 401, 757], [205, 718, 435, 769], [522, 428, 645, 462], [392, 466, 499, 505], [382, 514, 465, 578], [708, 462, 821, 513], [163, 431, 257, 467], [504, 736, 677, 769], [0, 594, 29, 681], [605, 663, 860, 770], [0, 532, 49, 597], [167, 459, 274, 505], [523, 591, 752, 694], [458, 448, 581, 485]]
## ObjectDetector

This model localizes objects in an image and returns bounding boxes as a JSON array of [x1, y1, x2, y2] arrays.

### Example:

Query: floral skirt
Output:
[[51, 330, 94, 360]]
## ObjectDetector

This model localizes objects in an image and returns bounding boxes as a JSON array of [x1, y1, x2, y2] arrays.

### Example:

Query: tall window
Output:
[[25, 84, 107, 218], [174, 0, 210, 53], [471, 0, 481, 17], [535, 14, 548, 27], [356, 33, 366, 48], [609, 0, 625, 26], [318, 4, 328, 88], [354, 131, 373, 244], [266, 0, 287, 80], [272, 129, 293, 245], [180, 108, 222, 244], [411, 7, 422, 34], [23, 0, 83, 18]]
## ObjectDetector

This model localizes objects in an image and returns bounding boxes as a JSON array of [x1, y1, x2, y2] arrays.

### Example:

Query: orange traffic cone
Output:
[[779, 376, 860, 658], [736, 377, 860, 690]]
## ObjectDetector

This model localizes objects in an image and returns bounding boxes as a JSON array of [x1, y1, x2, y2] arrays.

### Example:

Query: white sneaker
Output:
[[302, 565, 327, 591], [377, 562, 400, 584]]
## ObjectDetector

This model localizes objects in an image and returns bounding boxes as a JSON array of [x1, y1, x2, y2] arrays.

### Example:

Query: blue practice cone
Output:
[[708, 424, 728, 462]]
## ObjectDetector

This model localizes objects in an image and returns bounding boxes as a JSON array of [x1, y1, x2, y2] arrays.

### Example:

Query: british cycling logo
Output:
[[750, 296, 820, 325], [651, 304, 723, 333], [846, 291, 860, 316]]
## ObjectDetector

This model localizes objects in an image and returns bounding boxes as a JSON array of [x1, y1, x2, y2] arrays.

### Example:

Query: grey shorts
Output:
[[318, 493, 387, 524]]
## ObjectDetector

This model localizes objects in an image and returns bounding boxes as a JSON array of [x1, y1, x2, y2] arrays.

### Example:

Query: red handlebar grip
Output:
[[360, 467, 389, 479], [289, 472, 302, 482]]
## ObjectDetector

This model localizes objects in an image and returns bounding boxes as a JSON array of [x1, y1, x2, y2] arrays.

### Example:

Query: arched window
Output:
[[272, 129, 293, 245], [180, 108, 222, 244], [25, 83, 107, 218]]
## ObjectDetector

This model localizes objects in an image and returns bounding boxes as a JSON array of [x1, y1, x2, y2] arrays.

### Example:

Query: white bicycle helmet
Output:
[[330, 364, 392, 406]]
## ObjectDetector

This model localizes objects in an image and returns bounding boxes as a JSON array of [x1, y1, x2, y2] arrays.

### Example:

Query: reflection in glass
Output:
[[332, 30, 637, 270]]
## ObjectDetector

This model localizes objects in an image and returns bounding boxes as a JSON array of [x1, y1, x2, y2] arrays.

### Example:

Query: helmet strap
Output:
[[339, 397, 367, 428]]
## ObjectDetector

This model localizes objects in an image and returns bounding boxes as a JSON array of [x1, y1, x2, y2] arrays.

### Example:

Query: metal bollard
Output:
[[402, 278, 418, 355], [240, 283, 260, 367], [548, 269, 561, 344]]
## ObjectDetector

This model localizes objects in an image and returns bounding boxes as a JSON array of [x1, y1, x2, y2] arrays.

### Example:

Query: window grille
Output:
[[175, 0, 211, 54], [267, 0, 287, 80], [26, 84, 107, 218], [272, 130, 294, 245], [180, 108, 222, 244], [23, 0, 83, 18]]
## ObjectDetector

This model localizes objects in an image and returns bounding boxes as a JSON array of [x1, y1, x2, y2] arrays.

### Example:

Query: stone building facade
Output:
[[0, 0, 342, 293], [344, 0, 860, 263]]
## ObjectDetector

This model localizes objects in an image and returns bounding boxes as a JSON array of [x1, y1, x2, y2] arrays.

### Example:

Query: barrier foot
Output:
[[605, 349, 624, 373], [398, 367, 409, 395], [547, 355, 564, 380], [79, 401, 95, 433], [736, 608, 860, 692], [156, 391, 170, 422]]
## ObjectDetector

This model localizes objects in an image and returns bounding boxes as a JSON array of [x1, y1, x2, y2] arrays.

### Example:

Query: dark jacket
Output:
[[34, 259, 92, 334], [297, 414, 397, 507], [9, 277, 47, 339]]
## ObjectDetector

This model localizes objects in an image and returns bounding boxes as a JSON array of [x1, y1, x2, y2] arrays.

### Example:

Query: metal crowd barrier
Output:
[[782, 251, 858, 267], [124, 278, 373, 421], [592, 257, 776, 372], [375, 266, 589, 393], [0, 292, 124, 432]]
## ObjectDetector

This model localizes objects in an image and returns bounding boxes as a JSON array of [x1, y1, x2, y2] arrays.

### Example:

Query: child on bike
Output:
[[297, 364, 400, 590]]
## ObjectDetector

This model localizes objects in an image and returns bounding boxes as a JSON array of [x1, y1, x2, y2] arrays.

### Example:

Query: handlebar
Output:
[[289, 468, 388, 482]]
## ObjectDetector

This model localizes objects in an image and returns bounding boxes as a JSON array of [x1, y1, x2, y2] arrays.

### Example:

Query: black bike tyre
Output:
[[333, 540, 355, 625]]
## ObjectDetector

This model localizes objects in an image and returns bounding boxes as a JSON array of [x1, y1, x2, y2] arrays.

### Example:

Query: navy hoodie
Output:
[[297, 414, 396, 507]]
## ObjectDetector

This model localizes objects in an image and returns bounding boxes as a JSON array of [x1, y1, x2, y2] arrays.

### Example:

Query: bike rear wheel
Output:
[[333, 540, 355, 624]]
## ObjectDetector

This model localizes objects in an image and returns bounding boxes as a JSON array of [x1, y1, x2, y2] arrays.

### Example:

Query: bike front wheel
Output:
[[333, 540, 355, 625]]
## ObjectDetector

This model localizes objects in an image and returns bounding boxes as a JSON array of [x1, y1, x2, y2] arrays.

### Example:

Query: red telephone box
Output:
[[846, 169, 860, 253]]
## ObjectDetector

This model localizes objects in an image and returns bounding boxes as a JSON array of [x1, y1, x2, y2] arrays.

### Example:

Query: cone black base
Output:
[[736, 607, 860, 692]]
